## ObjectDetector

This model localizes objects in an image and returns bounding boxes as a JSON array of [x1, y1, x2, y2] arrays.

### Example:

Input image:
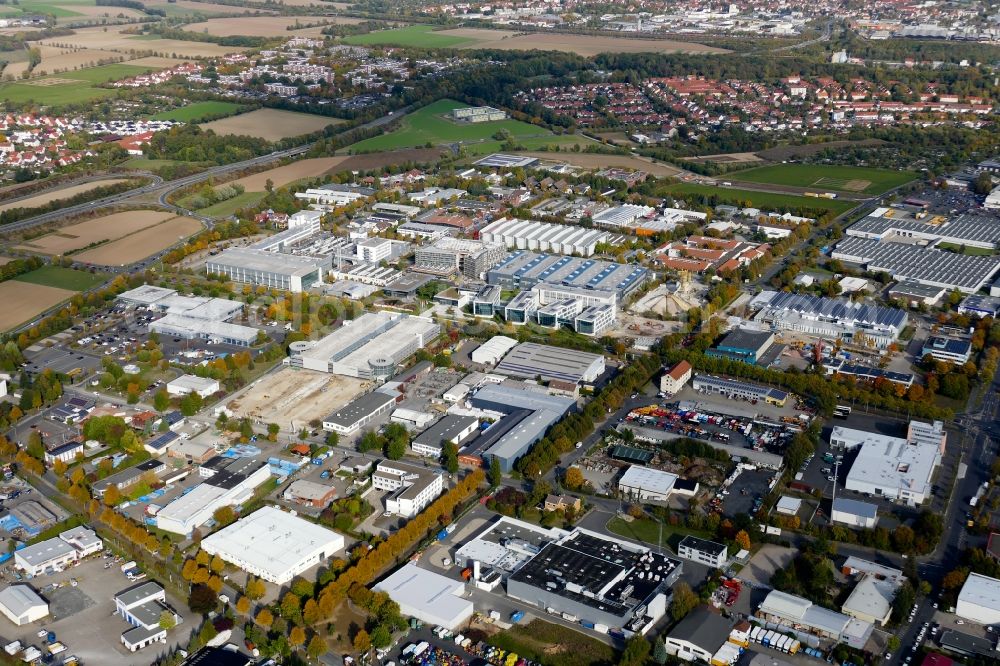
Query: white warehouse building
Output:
[[374, 563, 474, 631], [618, 465, 678, 501], [478, 217, 607, 257], [200, 506, 345, 584], [956, 572, 1000, 626]]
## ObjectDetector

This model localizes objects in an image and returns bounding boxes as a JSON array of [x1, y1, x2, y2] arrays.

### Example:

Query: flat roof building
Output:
[[494, 342, 605, 384], [207, 247, 324, 294], [119, 286, 259, 347], [166, 375, 220, 399], [411, 415, 479, 458], [618, 465, 678, 502], [758, 589, 873, 649], [156, 459, 271, 535], [956, 572, 1000, 625], [846, 208, 1000, 249], [282, 480, 338, 508], [200, 506, 344, 584], [691, 374, 788, 406], [372, 460, 444, 518], [706, 328, 777, 365], [479, 217, 607, 257], [413, 237, 506, 279], [470, 336, 518, 366], [676, 535, 728, 569], [487, 251, 650, 303], [887, 281, 947, 307], [373, 563, 474, 631], [289, 312, 440, 379], [831, 498, 878, 528], [842, 574, 896, 626], [920, 336, 972, 364], [0, 585, 48, 625], [322, 391, 396, 435]]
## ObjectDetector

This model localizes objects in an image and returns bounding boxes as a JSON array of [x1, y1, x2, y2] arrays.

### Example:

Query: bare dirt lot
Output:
[[514, 151, 682, 176], [200, 108, 342, 142], [226, 367, 368, 429], [73, 215, 202, 265], [0, 179, 128, 213], [448, 31, 728, 56], [15, 210, 174, 255], [233, 157, 351, 191], [183, 16, 365, 37], [684, 152, 764, 165], [0, 281, 75, 331]]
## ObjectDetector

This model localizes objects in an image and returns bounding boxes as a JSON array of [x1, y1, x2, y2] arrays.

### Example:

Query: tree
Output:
[[652, 637, 668, 665], [670, 581, 698, 620], [563, 466, 584, 491], [188, 584, 217, 614], [325, 431, 339, 446], [267, 423, 280, 442], [386, 437, 405, 460], [442, 442, 458, 474], [489, 455, 501, 487], [119, 430, 141, 454], [256, 608, 273, 628], [289, 625, 306, 649], [153, 390, 170, 412], [182, 558, 198, 581], [734, 530, 751, 551], [245, 577, 266, 600], [209, 554, 225, 574], [103, 484, 121, 506], [213, 505, 236, 527], [353, 628, 371, 655], [236, 596, 251, 615], [52, 459, 67, 477], [307, 634, 327, 660], [370, 625, 391, 649], [619, 635, 651, 666], [159, 610, 177, 630]]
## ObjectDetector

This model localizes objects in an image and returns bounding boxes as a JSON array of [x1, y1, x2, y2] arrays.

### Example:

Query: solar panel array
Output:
[[833, 237, 1000, 292]]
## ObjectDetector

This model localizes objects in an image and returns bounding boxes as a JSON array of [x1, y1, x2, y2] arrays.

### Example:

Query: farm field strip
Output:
[[14, 210, 175, 255], [0, 281, 76, 332], [73, 216, 203, 265], [343, 25, 475, 48], [199, 108, 342, 142], [0, 179, 129, 213], [182, 16, 365, 37], [661, 182, 856, 216], [150, 101, 243, 122], [15, 265, 108, 290]]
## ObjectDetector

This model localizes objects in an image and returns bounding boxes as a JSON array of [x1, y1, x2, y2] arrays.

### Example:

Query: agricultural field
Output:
[[0, 281, 76, 332], [36, 25, 251, 58], [513, 150, 682, 177], [0, 256, 12, 266], [200, 108, 342, 142], [232, 157, 350, 192], [461, 134, 596, 156], [349, 99, 548, 152], [197, 191, 267, 217], [0, 62, 162, 106], [0, 178, 128, 213], [150, 101, 243, 122], [661, 182, 856, 216], [343, 24, 476, 48], [15, 265, 108, 291], [144, 0, 255, 16], [730, 163, 917, 195], [431, 28, 728, 55], [684, 152, 765, 165], [73, 215, 202, 265], [15, 210, 175, 255], [182, 16, 365, 37]]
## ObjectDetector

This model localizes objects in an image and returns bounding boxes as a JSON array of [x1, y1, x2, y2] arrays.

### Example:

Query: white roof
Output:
[[373, 563, 474, 631], [958, 572, 1000, 612], [776, 496, 802, 513], [842, 575, 895, 619], [842, 427, 939, 497], [167, 375, 219, 392], [0, 585, 46, 616], [472, 335, 518, 359], [619, 465, 678, 495], [201, 506, 344, 581]]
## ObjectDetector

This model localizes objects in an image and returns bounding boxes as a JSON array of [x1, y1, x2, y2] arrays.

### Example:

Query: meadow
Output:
[[151, 101, 243, 122], [15, 265, 108, 291], [343, 25, 476, 48], [660, 182, 857, 217], [0, 62, 161, 106], [731, 163, 917, 195], [200, 108, 342, 141], [349, 99, 549, 152]]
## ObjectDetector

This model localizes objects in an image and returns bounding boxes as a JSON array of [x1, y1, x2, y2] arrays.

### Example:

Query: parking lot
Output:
[[0, 553, 197, 666], [21, 347, 103, 379]]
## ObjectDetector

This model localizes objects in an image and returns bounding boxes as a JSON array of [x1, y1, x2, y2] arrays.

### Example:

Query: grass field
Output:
[[488, 619, 617, 666], [731, 164, 917, 195], [937, 242, 997, 256], [151, 101, 243, 122], [350, 99, 549, 152], [196, 191, 267, 217], [607, 516, 714, 551], [0, 63, 159, 106], [15, 265, 107, 291], [661, 182, 856, 217], [343, 25, 476, 48], [461, 134, 594, 156]]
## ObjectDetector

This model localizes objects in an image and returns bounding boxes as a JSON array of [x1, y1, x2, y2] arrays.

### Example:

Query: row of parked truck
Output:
[[749, 627, 801, 654]]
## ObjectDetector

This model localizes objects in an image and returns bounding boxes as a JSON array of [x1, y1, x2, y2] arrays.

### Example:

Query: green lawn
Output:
[[343, 24, 475, 48], [660, 182, 856, 217], [350, 99, 550, 152], [731, 163, 917, 195], [0, 64, 161, 106], [121, 158, 187, 170], [197, 191, 267, 217], [462, 133, 595, 156], [937, 242, 997, 256], [15, 266, 108, 291], [607, 515, 714, 551], [19, 2, 85, 17], [60, 63, 161, 84], [151, 101, 243, 122]]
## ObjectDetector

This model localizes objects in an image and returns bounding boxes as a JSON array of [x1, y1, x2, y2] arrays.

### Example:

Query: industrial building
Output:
[[470, 336, 518, 366], [592, 204, 655, 229], [413, 237, 507, 279], [846, 208, 1000, 250], [691, 374, 788, 406], [661, 361, 692, 395], [831, 498, 878, 529], [288, 312, 440, 379], [282, 479, 338, 508], [473, 153, 540, 169], [156, 458, 271, 535], [505, 527, 682, 630], [411, 415, 479, 458], [841, 574, 896, 626], [373, 563, 474, 631], [705, 329, 778, 365], [656, 236, 770, 274], [452, 106, 507, 122], [467, 383, 577, 472], [886, 281, 946, 308], [372, 460, 444, 518], [823, 359, 914, 389], [757, 590, 873, 649], [676, 536, 728, 569], [955, 572, 1000, 625], [487, 251, 650, 304], [479, 218, 607, 256], [501, 291, 617, 337], [920, 336, 973, 364], [321, 392, 397, 435], [663, 605, 734, 662], [0, 585, 48, 625], [832, 421, 945, 505], [494, 342, 605, 384], [200, 506, 344, 584], [117, 286, 259, 347], [115, 581, 178, 652], [832, 237, 1000, 294], [13, 526, 103, 577], [206, 247, 324, 293], [959, 294, 1000, 318], [617, 465, 678, 501], [166, 375, 220, 399], [750, 291, 907, 349]]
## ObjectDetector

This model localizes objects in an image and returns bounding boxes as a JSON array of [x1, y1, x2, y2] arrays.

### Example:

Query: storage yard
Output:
[[224, 367, 368, 430]]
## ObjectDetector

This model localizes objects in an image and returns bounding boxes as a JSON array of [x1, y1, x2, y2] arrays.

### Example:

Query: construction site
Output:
[[224, 367, 369, 431], [627, 272, 705, 319]]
